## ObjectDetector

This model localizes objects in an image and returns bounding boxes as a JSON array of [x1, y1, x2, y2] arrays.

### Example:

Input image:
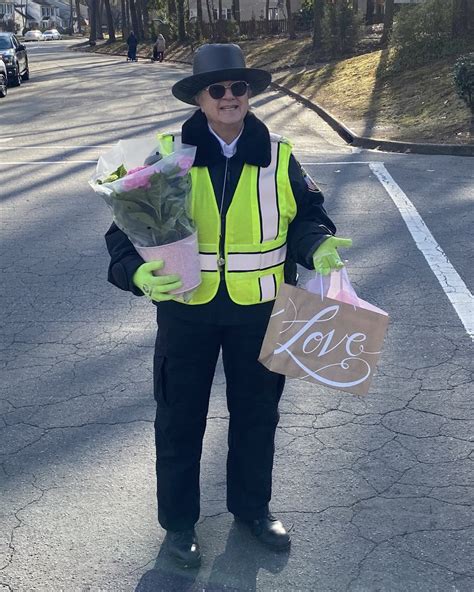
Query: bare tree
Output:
[[233, 0, 240, 23], [196, 0, 203, 38], [380, 0, 394, 45], [121, 0, 128, 39], [217, 0, 226, 38], [129, 0, 140, 39], [312, 0, 324, 50], [75, 0, 82, 33], [206, 0, 215, 39], [68, 0, 73, 34], [452, 0, 470, 38], [135, 0, 144, 39], [285, 0, 295, 39], [103, 0, 116, 41], [141, 0, 150, 40], [365, 0, 374, 25], [176, 0, 186, 41], [88, 0, 97, 44], [96, 0, 104, 39]]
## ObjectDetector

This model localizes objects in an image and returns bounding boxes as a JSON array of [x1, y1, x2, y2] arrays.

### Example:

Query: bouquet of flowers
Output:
[[89, 137, 197, 248]]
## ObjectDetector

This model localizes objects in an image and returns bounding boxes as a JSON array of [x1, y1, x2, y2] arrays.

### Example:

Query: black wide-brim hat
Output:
[[172, 43, 272, 105]]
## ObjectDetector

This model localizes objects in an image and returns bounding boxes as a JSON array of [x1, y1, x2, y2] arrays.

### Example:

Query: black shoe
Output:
[[165, 528, 201, 568], [235, 513, 291, 550]]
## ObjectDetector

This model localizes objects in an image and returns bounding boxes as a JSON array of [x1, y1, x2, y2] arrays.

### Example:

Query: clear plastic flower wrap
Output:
[[89, 137, 197, 248]]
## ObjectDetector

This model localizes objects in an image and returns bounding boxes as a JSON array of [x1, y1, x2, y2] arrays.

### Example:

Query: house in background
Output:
[[0, 0, 63, 32], [356, 0, 426, 24], [188, 0, 302, 23], [0, 0, 23, 32], [1, 0, 88, 32]]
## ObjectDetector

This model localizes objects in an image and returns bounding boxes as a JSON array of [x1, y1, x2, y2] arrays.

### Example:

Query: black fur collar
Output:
[[181, 109, 272, 168]]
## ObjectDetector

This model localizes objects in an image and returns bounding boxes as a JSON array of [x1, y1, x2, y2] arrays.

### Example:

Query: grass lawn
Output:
[[80, 36, 473, 145]]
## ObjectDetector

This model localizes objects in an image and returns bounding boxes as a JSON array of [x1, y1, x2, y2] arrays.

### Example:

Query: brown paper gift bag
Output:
[[258, 271, 389, 395]]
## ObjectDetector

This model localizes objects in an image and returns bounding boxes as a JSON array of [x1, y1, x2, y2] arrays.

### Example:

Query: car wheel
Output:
[[21, 63, 29, 81], [0, 74, 7, 98], [9, 64, 21, 87]]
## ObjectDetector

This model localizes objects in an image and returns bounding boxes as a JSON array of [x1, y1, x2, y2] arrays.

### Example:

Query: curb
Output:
[[271, 82, 474, 157], [75, 45, 474, 157]]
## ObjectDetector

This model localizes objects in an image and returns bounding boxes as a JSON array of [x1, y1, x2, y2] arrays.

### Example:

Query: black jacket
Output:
[[105, 110, 336, 324]]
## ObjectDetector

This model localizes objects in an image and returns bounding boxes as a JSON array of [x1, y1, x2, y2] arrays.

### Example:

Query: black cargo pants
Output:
[[153, 309, 285, 532]]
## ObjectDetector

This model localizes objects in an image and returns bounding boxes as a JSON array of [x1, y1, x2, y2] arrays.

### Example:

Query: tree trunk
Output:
[[141, 0, 150, 40], [167, 0, 176, 19], [135, 0, 144, 40], [452, 0, 469, 38], [88, 0, 97, 44], [121, 0, 127, 39], [196, 0, 203, 38], [366, 0, 374, 25], [233, 0, 240, 23], [129, 0, 139, 39], [69, 0, 74, 34], [380, 0, 394, 45], [286, 0, 295, 39], [103, 0, 115, 41], [96, 0, 104, 39], [176, 0, 186, 41], [206, 0, 215, 39], [217, 0, 223, 39], [312, 0, 323, 50], [75, 0, 82, 33]]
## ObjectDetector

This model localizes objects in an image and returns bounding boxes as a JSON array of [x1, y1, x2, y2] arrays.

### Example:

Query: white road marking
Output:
[[0, 161, 96, 164], [1, 157, 471, 340], [0, 145, 114, 150], [301, 161, 373, 165], [370, 162, 474, 341]]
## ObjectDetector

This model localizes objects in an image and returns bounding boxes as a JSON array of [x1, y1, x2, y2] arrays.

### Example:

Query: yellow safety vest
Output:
[[158, 132, 297, 305]]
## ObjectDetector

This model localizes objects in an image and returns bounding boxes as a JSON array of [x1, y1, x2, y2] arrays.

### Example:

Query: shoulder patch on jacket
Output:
[[301, 166, 320, 192]]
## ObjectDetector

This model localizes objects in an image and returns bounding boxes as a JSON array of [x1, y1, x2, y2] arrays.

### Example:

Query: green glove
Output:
[[132, 260, 182, 302], [312, 236, 353, 276]]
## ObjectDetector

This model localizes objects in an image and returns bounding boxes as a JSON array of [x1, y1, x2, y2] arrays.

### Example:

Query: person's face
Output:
[[196, 80, 250, 132]]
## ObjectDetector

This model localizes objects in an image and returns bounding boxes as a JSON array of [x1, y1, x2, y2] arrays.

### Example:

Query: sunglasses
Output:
[[203, 81, 250, 100]]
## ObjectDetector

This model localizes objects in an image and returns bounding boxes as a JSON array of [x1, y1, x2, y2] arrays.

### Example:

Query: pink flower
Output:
[[127, 166, 148, 175], [122, 166, 153, 190], [176, 156, 195, 176]]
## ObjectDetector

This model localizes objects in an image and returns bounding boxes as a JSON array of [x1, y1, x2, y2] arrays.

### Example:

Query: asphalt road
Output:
[[1, 40, 473, 592]]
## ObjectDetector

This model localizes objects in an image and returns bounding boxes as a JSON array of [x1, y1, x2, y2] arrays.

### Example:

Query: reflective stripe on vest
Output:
[[158, 132, 297, 305], [227, 244, 287, 272]]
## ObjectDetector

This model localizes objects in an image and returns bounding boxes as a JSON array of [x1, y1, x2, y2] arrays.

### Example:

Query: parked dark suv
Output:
[[0, 33, 29, 87]]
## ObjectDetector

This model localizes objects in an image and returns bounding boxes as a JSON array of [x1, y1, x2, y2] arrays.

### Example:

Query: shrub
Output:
[[389, 0, 463, 71], [322, 0, 362, 57], [453, 52, 474, 111]]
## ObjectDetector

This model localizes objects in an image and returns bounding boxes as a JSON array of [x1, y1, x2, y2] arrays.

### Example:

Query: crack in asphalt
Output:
[[0, 474, 47, 573]]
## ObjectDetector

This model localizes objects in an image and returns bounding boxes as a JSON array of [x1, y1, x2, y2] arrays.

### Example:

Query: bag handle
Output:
[[305, 268, 361, 307]]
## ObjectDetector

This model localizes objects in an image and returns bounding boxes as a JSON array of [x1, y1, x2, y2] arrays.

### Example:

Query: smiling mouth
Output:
[[220, 105, 239, 110]]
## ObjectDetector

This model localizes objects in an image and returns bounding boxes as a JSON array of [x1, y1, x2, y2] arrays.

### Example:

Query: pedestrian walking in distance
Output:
[[126, 31, 138, 62], [152, 34, 166, 62], [105, 43, 351, 569]]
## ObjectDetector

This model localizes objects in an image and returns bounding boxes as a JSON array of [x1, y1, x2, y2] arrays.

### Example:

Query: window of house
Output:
[[212, 6, 232, 19], [0, 3, 14, 14]]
